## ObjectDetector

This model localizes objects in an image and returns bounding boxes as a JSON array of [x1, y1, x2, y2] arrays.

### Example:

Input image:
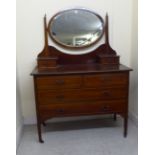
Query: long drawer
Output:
[[36, 75, 82, 90], [84, 73, 128, 88], [37, 87, 127, 105], [39, 100, 126, 118], [36, 73, 128, 91]]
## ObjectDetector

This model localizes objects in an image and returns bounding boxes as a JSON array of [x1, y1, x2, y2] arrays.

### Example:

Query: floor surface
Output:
[[17, 117, 138, 155]]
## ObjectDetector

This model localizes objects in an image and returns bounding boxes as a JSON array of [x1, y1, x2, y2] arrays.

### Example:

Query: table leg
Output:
[[37, 122, 44, 143], [113, 113, 117, 121], [124, 115, 128, 137]]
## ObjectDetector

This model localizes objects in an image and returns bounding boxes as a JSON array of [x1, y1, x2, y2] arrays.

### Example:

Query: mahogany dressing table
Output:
[[31, 9, 132, 143]]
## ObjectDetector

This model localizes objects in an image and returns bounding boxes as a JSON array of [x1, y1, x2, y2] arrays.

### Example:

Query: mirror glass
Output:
[[48, 9, 104, 48]]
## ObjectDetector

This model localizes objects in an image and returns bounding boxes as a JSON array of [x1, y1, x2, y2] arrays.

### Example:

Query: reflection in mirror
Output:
[[48, 9, 104, 48]]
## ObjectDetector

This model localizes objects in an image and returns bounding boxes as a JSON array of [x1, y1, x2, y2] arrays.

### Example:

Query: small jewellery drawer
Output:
[[37, 87, 127, 105], [39, 100, 126, 117], [36, 75, 82, 90], [84, 73, 128, 88]]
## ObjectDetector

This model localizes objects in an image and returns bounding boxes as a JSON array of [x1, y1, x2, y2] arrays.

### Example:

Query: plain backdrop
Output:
[[16, 0, 138, 125]]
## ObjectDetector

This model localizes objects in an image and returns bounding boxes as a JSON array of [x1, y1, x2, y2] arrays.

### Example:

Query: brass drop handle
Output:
[[102, 106, 110, 111], [101, 77, 109, 81], [55, 79, 65, 85], [102, 91, 110, 97], [57, 109, 64, 113]]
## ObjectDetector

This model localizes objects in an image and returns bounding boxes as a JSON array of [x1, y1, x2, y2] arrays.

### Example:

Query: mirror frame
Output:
[[47, 8, 105, 49]]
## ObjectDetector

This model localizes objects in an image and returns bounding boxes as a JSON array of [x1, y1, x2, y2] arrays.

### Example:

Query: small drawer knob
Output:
[[56, 79, 65, 85], [57, 109, 64, 113], [101, 106, 110, 111], [102, 91, 110, 97], [101, 77, 109, 81]]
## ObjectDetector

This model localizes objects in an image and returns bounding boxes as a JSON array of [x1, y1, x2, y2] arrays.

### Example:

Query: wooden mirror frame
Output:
[[48, 8, 105, 49]]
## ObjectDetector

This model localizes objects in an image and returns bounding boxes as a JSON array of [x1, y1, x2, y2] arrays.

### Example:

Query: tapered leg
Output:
[[113, 113, 117, 121], [124, 116, 128, 137], [42, 122, 46, 126], [37, 122, 44, 143]]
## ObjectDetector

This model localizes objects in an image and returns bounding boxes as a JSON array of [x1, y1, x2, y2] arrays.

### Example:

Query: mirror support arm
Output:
[[44, 14, 49, 56], [105, 13, 109, 46]]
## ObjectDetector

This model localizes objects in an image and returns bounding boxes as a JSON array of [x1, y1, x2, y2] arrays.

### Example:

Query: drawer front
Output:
[[36, 75, 82, 90], [84, 73, 128, 88], [37, 87, 127, 105], [39, 100, 126, 118]]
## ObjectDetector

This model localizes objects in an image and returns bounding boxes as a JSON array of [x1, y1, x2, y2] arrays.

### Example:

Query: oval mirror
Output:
[[48, 9, 104, 48]]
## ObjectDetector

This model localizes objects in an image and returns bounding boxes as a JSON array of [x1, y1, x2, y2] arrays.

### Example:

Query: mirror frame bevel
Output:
[[47, 8, 105, 49]]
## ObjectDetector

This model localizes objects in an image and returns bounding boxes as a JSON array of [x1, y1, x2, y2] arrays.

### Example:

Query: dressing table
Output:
[[31, 8, 132, 143]]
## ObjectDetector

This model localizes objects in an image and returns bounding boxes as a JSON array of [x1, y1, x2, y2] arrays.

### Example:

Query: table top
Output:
[[31, 64, 132, 76]]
